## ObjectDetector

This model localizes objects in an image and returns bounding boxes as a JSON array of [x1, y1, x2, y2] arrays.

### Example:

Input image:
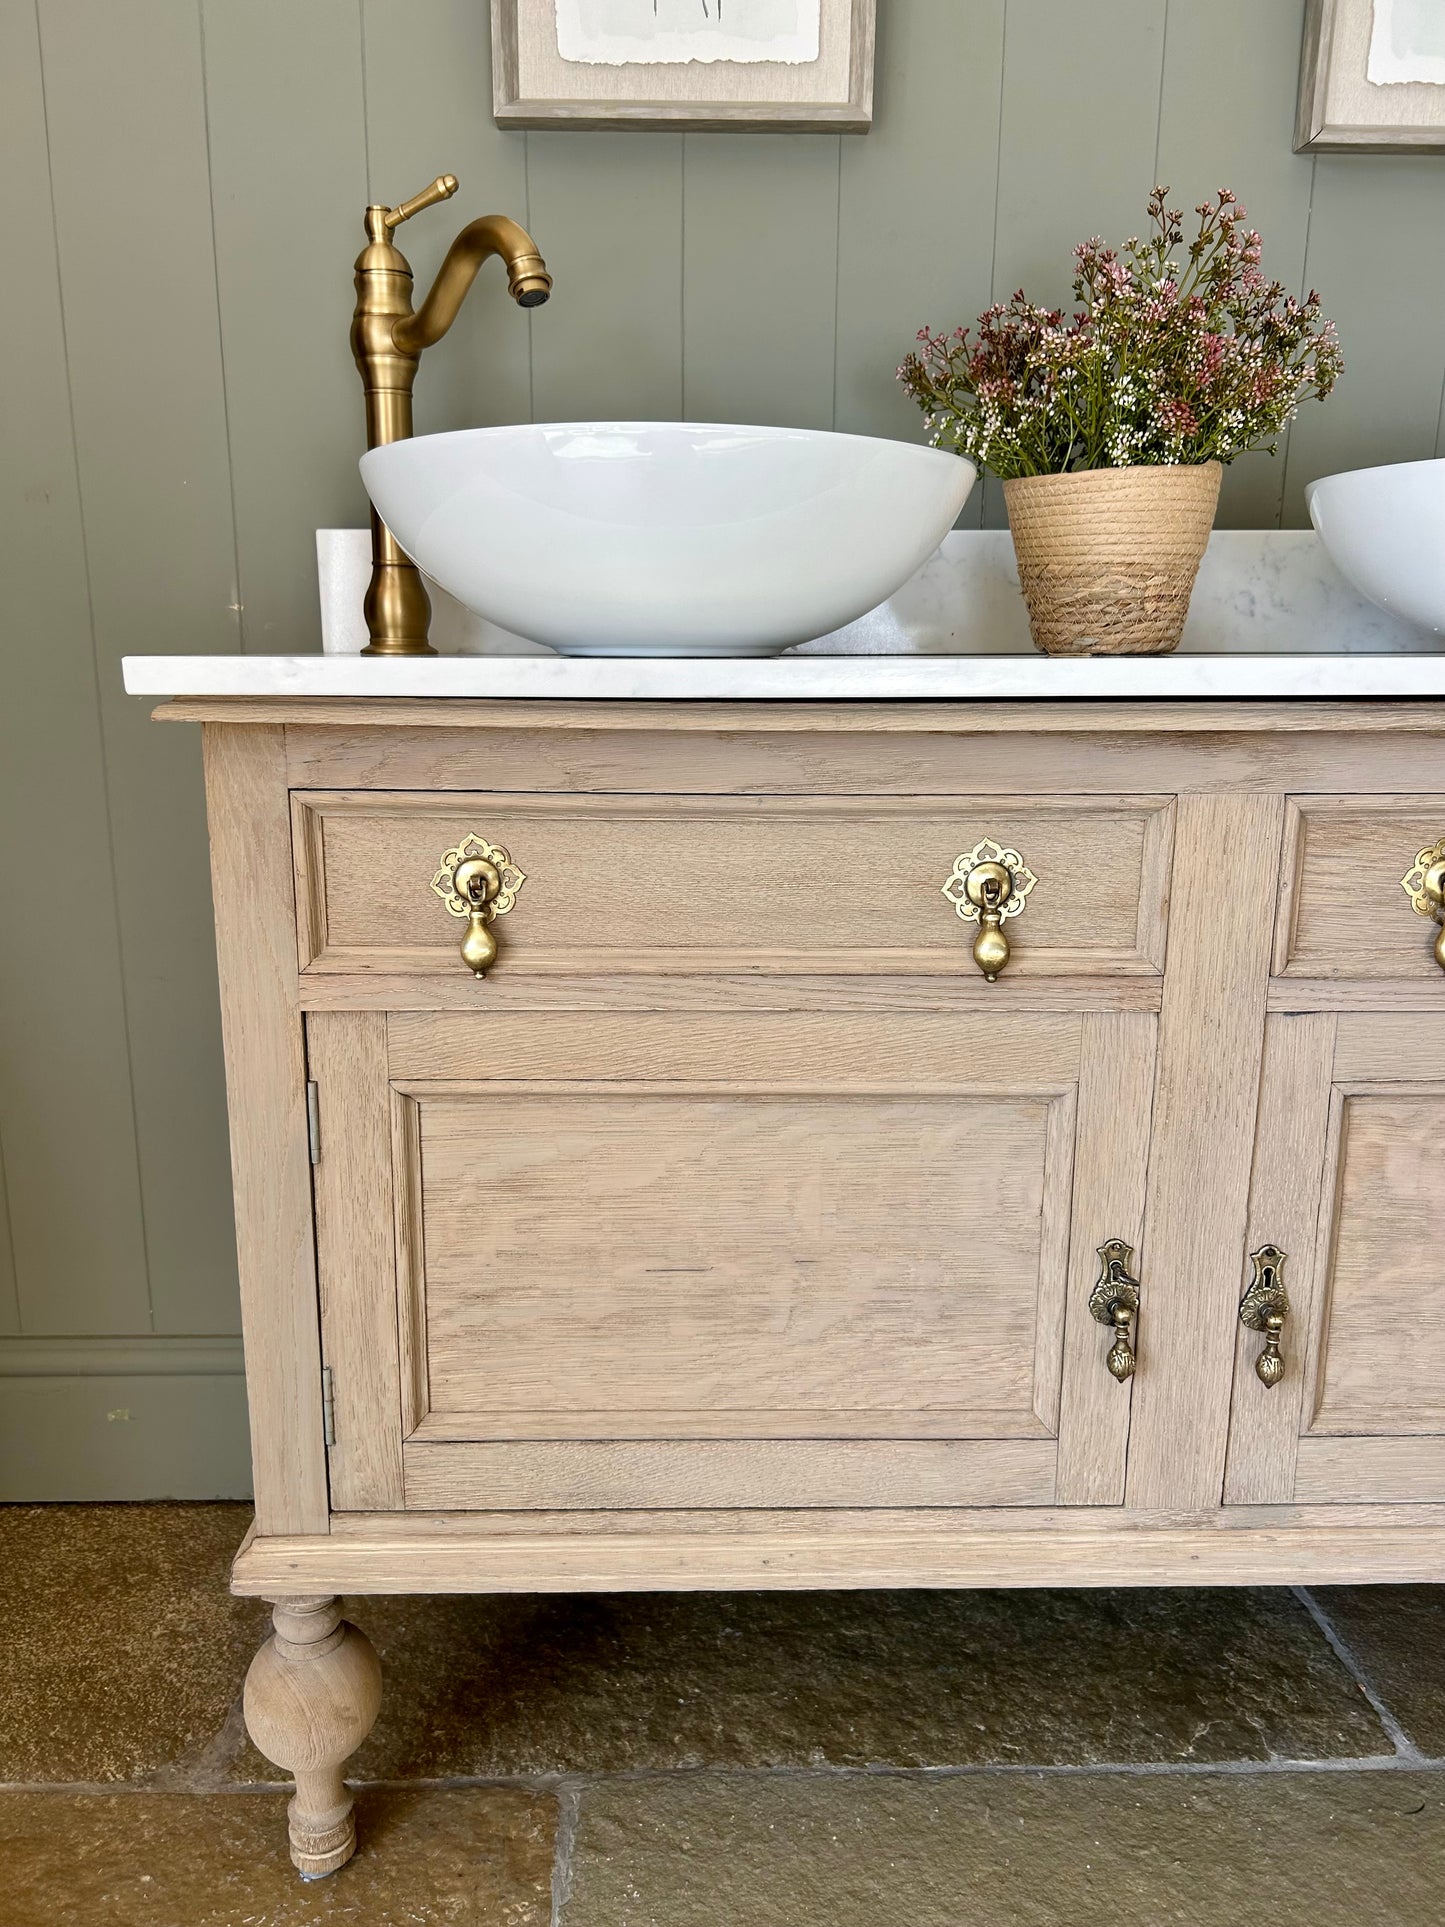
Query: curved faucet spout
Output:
[[393, 215, 551, 356]]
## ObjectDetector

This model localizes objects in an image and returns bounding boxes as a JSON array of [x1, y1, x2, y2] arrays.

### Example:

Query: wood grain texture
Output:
[[233, 1504, 1445, 1596], [294, 791, 1174, 980], [387, 1008, 1082, 1088], [416, 1086, 1068, 1434], [1274, 795, 1445, 979], [1222, 1014, 1339, 1505], [1295, 1439, 1445, 1504], [402, 1439, 1057, 1511], [1307, 1083, 1445, 1438], [307, 1013, 403, 1510], [202, 725, 327, 1533], [299, 972, 1165, 1017], [158, 698, 1445, 736], [1125, 792, 1286, 1512], [1055, 1012, 1157, 1505]]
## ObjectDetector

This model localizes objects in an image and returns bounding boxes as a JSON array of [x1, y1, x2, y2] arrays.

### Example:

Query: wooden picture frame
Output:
[[492, 0, 875, 132], [1297, 0, 1445, 151]]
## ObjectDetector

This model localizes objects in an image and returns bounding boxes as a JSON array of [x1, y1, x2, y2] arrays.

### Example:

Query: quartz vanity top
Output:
[[123, 652, 1445, 700]]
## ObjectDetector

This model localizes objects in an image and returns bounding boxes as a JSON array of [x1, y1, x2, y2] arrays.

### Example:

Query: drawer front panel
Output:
[[294, 791, 1174, 981], [1275, 796, 1445, 981]]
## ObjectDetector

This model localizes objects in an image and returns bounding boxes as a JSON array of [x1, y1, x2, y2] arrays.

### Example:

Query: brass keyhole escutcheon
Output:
[[942, 840, 1038, 982], [1239, 1244, 1290, 1388], [1090, 1238, 1142, 1383], [430, 835, 526, 979], [1402, 839, 1445, 973]]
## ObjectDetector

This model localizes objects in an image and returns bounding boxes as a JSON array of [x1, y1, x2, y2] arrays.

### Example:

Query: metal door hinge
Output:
[[306, 1080, 321, 1165], [321, 1365, 336, 1447]]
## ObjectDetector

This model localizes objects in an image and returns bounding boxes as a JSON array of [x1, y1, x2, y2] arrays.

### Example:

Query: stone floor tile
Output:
[[236, 1585, 1384, 1782], [1, 1787, 554, 1927], [561, 1768, 1445, 1927], [1312, 1586, 1445, 1755], [0, 1503, 262, 1783]]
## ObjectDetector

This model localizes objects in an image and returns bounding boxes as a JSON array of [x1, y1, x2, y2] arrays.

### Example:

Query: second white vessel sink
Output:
[[360, 422, 976, 656], [1307, 458, 1445, 638]]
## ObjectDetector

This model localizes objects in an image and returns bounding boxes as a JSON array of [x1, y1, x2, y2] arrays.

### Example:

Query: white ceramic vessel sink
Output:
[[360, 422, 976, 656], [1307, 458, 1445, 637]]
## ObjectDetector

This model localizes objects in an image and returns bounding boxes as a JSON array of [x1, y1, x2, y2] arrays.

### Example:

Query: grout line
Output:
[[549, 1779, 583, 1927], [9, 1748, 1444, 1802], [1294, 1585, 1423, 1763]]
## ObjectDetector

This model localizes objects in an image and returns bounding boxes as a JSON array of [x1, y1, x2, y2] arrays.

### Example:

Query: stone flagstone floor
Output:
[[2, 1503, 1445, 1924]]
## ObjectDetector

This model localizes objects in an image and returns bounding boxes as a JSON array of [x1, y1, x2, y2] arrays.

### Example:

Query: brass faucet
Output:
[[350, 175, 552, 655]]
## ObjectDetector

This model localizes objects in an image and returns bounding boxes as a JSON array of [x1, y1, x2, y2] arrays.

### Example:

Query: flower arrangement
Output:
[[898, 187, 1342, 479]]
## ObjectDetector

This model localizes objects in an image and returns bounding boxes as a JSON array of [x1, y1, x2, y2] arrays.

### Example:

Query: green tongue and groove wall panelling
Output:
[[2, 0, 1442, 1495]]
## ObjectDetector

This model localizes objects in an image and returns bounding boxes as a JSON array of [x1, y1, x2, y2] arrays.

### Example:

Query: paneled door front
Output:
[[1226, 1014, 1445, 1504], [309, 1009, 1156, 1515]]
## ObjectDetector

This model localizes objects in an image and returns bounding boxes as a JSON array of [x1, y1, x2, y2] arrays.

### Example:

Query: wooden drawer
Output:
[[1275, 797, 1445, 981], [293, 790, 1174, 981]]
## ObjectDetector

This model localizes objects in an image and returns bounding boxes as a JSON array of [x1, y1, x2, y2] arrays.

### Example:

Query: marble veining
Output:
[[317, 526, 1435, 660]]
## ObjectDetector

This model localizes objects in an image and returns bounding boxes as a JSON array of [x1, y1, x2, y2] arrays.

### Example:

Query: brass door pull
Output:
[[1402, 839, 1445, 972], [430, 835, 526, 978], [1239, 1244, 1290, 1387], [942, 839, 1038, 982], [1090, 1239, 1141, 1382]]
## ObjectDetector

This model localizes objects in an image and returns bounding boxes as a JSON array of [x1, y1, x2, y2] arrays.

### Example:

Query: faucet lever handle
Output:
[[384, 174, 459, 230]]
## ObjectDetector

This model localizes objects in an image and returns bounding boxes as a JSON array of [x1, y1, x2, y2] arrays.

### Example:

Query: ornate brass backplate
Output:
[[430, 834, 526, 977], [941, 838, 1038, 981], [1401, 838, 1445, 972], [1239, 1243, 1290, 1388], [1089, 1238, 1141, 1382]]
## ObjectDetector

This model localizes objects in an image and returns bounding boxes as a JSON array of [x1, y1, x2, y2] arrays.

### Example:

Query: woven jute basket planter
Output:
[[1003, 462, 1222, 656]]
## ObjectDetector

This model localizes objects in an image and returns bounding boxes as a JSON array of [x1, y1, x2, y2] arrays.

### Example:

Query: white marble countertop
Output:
[[123, 652, 1445, 701]]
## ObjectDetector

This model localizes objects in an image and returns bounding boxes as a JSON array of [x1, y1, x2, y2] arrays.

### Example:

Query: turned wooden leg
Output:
[[243, 1595, 382, 1879]]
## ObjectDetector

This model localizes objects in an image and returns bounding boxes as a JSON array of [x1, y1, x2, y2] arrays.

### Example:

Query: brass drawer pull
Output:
[[431, 835, 526, 978], [1239, 1244, 1290, 1388], [942, 838, 1037, 982], [1402, 839, 1445, 973], [1090, 1238, 1141, 1382]]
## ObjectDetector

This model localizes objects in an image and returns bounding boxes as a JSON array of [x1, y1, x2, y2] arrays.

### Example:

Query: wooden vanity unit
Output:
[[160, 691, 1445, 1875]]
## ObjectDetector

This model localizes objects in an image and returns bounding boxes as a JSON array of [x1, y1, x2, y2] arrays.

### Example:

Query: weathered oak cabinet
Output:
[[168, 695, 1445, 1875]]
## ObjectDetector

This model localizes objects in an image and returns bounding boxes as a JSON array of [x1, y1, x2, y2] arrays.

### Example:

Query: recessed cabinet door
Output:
[[1225, 1013, 1445, 1504], [309, 1009, 1156, 1514]]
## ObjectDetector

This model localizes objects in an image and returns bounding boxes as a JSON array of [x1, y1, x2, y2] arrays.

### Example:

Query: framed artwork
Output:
[[1298, 0, 1445, 150], [492, 0, 876, 131]]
